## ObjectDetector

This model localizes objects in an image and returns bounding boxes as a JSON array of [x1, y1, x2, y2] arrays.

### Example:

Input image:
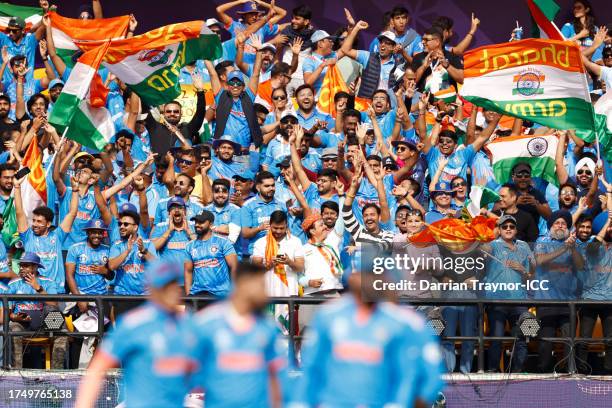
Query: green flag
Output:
[[2, 197, 19, 248]]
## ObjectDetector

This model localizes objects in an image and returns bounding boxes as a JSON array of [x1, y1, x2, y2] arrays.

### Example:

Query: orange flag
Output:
[[410, 216, 496, 254], [317, 65, 370, 117]]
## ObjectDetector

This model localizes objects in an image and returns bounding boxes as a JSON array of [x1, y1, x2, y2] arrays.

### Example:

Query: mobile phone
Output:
[[15, 167, 30, 180]]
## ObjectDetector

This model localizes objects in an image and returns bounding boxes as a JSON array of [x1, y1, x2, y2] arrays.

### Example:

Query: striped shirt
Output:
[[342, 205, 394, 251]]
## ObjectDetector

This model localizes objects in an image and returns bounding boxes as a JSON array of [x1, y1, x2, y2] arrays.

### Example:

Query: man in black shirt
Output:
[[510, 162, 552, 227], [411, 26, 463, 92], [490, 183, 540, 243]]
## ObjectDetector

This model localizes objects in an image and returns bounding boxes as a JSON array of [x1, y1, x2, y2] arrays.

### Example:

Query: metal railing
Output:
[[2, 295, 612, 373]]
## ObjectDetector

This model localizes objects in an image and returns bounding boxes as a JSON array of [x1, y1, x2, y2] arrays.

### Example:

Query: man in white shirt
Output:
[[251, 210, 304, 333]]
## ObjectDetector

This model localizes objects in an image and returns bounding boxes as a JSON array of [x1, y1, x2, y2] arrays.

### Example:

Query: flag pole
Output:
[[45, 126, 69, 179]]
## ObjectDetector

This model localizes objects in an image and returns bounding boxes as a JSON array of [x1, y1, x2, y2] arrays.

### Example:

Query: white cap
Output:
[[206, 18, 222, 28], [261, 42, 277, 53], [310, 30, 333, 43], [378, 30, 398, 44]]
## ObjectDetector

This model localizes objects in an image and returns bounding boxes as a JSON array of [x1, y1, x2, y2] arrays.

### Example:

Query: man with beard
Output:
[[184, 210, 237, 297], [489, 183, 539, 243], [425, 181, 460, 224], [314, 108, 360, 149], [143, 84, 206, 156], [556, 135, 604, 216], [208, 135, 248, 185], [189, 262, 285, 408], [0, 94, 18, 137], [65, 218, 112, 368], [294, 83, 331, 134], [154, 173, 204, 225], [108, 203, 157, 311], [240, 171, 286, 257], [150, 197, 196, 287], [15, 174, 79, 290], [0, 17, 43, 84], [163, 147, 207, 202], [303, 29, 342, 96], [280, 4, 313, 48], [534, 210, 584, 373], [510, 162, 553, 227], [46, 78, 64, 113], [341, 23, 403, 101], [202, 178, 241, 248], [263, 111, 298, 177], [575, 211, 612, 373], [252, 61, 296, 110], [293, 271, 444, 407], [0, 163, 14, 213]]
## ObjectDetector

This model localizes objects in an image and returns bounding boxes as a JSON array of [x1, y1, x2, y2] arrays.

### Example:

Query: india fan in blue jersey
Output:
[[184, 210, 238, 297], [14, 173, 80, 291], [189, 262, 286, 408], [75, 261, 197, 408], [292, 272, 445, 407]]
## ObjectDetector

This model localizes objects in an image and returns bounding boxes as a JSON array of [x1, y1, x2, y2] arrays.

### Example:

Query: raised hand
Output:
[[470, 13, 480, 35], [128, 14, 138, 32], [355, 20, 369, 30], [39, 39, 48, 59], [249, 34, 263, 51], [144, 152, 157, 167], [1, 46, 10, 63], [133, 174, 145, 191], [344, 8, 356, 26], [191, 72, 204, 91], [290, 36, 303, 54]]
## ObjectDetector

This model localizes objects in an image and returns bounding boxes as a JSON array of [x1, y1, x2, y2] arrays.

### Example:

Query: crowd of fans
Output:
[[0, 0, 611, 376]]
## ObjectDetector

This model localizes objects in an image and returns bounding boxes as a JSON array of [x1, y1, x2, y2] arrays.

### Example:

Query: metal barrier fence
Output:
[[2, 295, 612, 372]]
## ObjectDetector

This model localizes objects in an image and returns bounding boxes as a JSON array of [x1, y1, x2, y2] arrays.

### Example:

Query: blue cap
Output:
[[49, 78, 64, 90], [226, 70, 245, 83], [19, 252, 44, 268], [118, 202, 139, 215], [146, 260, 182, 289], [431, 181, 454, 194], [83, 218, 108, 231], [167, 196, 186, 210], [232, 169, 255, 181], [212, 135, 242, 153], [236, 1, 263, 14]]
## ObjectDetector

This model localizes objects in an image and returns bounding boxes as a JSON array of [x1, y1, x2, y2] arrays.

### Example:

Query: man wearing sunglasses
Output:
[[263, 111, 300, 177], [0, 16, 44, 84], [511, 162, 553, 226], [208, 134, 249, 183], [202, 178, 242, 253], [425, 181, 460, 224], [154, 173, 204, 225], [489, 183, 539, 243], [481, 215, 535, 373]]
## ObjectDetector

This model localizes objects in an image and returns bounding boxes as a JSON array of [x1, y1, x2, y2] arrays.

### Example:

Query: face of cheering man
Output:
[[576, 219, 593, 242], [163, 102, 182, 125], [118, 215, 138, 240], [86, 229, 105, 248], [173, 174, 193, 198], [212, 183, 230, 207], [195, 219, 212, 237]]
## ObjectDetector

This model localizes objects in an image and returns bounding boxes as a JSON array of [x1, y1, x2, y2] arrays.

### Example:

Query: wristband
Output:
[[35, 286, 44, 293]]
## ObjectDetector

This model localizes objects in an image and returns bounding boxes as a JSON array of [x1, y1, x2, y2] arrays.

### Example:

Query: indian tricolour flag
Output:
[[461, 38, 595, 132], [49, 11, 129, 68], [0, 3, 42, 33], [49, 44, 115, 151], [485, 134, 559, 186], [20, 136, 47, 221], [434, 87, 457, 104], [88, 21, 222, 106], [525, 0, 564, 40]]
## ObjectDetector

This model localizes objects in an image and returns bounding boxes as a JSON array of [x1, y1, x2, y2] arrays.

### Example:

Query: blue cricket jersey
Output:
[[240, 195, 286, 255], [154, 197, 204, 226], [20, 228, 67, 291], [8, 277, 58, 313], [189, 302, 285, 408], [150, 222, 192, 285], [185, 236, 236, 296], [292, 296, 445, 407], [66, 242, 111, 295], [109, 238, 158, 295], [100, 303, 197, 408], [59, 187, 101, 250]]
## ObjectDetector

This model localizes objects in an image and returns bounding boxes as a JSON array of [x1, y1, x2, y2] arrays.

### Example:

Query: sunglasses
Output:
[[577, 169, 592, 176], [281, 119, 299, 125], [396, 146, 408, 152], [174, 180, 188, 186], [513, 172, 531, 179], [500, 224, 516, 230], [323, 157, 337, 162], [119, 222, 135, 227], [177, 158, 194, 166], [228, 80, 244, 87], [165, 109, 180, 114], [452, 181, 467, 188], [214, 187, 229, 193], [201, 156, 211, 161], [434, 192, 452, 197], [7, 28, 21, 33], [273, 95, 287, 101]]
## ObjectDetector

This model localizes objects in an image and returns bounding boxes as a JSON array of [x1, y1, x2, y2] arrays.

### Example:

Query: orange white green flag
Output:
[[20, 136, 47, 220], [460, 38, 595, 131], [48, 11, 130, 67]]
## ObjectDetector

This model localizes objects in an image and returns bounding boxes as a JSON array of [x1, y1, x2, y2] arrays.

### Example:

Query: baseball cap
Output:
[[146, 260, 182, 289], [206, 18, 222, 28], [74, 151, 95, 162], [321, 147, 338, 160], [276, 156, 291, 168], [227, 70, 245, 83], [212, 134, 242, 153], [19, 252, 44, 268], [191, 210, 215, 223], [512, 162, 532, 175], [310, 30, 333, 44], [382, 156, 398, 170], [236, 2, 263, 14], [497, 214, 517, 226], [431, 181, 454, 194], [83, 219, 109, 231], [167, 196, 186, 210], [49, 79, 64, 90], [261, 43, 277, 53], [233, 169, 255, 181], [118, 202, 139, 215], [8, 17, 25, 30], [378, 31, 398, 44], [280, 111, 298, 123], [391, 139, 417, 150]]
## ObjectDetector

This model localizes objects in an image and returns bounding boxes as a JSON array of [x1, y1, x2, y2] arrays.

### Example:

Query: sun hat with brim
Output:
[[74, 151, 95, 162], [83, 219, 109, 231], [19, 252, 44, 268], [236, 2, 263, 14], [212, 135, 242, 153]]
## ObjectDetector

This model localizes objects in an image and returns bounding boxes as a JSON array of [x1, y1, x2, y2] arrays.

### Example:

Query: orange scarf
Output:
[[264, 230, 288, 286]]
